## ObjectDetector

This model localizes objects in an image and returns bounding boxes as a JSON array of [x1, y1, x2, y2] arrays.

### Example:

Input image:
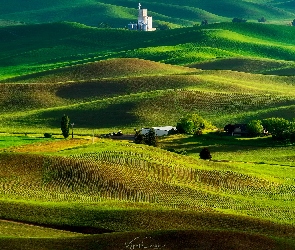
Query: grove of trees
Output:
[[176, 113, 211, 135]]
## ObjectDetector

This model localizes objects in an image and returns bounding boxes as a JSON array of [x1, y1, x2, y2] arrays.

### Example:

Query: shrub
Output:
[[199, 148, 212, 160], [44, 133, 52, 138]]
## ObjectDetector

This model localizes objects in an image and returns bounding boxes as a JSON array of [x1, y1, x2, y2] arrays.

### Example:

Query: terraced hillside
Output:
[[0, 0, 294, 27]]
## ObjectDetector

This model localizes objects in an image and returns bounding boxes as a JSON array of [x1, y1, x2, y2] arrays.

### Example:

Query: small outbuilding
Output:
[[141, 126, 176, 136]]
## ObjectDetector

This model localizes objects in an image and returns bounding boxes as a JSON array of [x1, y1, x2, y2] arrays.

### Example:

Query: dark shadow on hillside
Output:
[[56, 81, 127, 100], [189, 58, 293, 75], [161, 132, 289, 155], [33, 102, 138, 128]]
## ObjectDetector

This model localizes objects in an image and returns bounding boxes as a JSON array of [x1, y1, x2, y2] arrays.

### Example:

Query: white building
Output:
[[128, 3, 156, 31], [141, 126, 176, 136]]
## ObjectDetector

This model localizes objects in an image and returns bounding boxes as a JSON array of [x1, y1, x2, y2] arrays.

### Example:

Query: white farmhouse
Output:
[[128, 3, 156, 31], [141, 126, 176, 136]]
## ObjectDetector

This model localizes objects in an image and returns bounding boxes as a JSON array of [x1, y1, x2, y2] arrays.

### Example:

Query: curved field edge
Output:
[[0, 219, 82, 238]]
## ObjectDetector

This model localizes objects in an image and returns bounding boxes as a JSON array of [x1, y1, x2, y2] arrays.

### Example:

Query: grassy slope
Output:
[[1, 66, 295, 132], [1, 23, 295, 133], [0, 0, 293, 27], [0, 139, 294, 248], [2, 22, 295, 81]]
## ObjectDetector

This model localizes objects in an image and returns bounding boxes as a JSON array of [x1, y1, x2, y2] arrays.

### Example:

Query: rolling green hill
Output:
[[1, 22, 295, 82], [1, 10, 295, 249], [0, 0, 294, 27], [0, 141, 295, 249]]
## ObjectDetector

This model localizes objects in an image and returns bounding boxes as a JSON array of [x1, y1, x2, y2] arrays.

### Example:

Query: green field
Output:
[[1, 8, 295, 249]]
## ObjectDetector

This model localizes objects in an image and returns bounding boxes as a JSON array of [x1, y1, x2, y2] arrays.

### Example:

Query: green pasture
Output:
[[0, 135, 51, 149]]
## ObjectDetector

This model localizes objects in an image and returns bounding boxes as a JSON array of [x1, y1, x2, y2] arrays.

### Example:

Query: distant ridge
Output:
[[0, 0, 294, 27]]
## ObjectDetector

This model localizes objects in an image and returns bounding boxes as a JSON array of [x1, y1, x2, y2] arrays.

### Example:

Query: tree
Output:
[[201, 19, 208, 26], [61, 114, 70, 138], [258, 17, 266, 23], [199, 148, 212, 160], [262, 117, 290, 140], [176, 113, 210, 134], [247, 120, 263, 137], [144, 128, 158, 146], [134, 129, 145, 144], [292, 19, 295, 26], [232, 17, 247, 23], [176, 117, 195, 134]]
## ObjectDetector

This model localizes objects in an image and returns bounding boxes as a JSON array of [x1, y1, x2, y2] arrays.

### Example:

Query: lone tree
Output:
[[201, 19, 208, 26], [199, 148, 212, 160], [258, 17, 266, 23], [61, 114, 70, 138], [292, 19, 295, 26]]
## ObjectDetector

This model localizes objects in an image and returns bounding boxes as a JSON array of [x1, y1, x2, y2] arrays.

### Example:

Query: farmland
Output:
[[0, 6, 295, 249]]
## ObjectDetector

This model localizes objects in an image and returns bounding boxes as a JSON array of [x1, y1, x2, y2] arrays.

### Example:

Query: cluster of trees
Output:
[[176, 113, 212, 136], [134, 128, 158, 146], [247, 117, 295, 142], [232, 17, 247, 23]]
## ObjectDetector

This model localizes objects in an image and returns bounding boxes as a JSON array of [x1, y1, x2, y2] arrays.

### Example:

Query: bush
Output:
[[44, 133, 52, 138], [199, 148, 212, 160]]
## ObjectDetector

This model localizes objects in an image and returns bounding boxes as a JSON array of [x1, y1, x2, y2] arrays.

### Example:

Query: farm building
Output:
[[141, 126, 176, 136], [128, 3, 156, 31], [224, 124, 248, 136]]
